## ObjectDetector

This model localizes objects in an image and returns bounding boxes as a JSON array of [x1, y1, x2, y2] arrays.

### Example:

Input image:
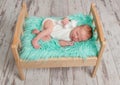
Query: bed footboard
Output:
[[11, 2, 27, 80]]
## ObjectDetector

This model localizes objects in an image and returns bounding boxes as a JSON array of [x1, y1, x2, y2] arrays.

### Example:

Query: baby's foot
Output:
[[32, 29, 40, 34], [32, 38, 40, 49]]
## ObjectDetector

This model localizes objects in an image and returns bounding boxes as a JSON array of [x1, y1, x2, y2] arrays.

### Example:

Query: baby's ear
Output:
[[87, 25, 92, 30], [84, 25, 92, 31]]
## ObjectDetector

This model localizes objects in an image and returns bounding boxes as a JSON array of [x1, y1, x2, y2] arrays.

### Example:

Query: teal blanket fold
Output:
[[19, 14, 100, 61]]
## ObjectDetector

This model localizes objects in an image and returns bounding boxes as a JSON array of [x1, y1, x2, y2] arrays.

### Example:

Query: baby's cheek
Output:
[[73, 33, 77, 38], [82, 36, 88, 41], [77, 37, 81, 41]]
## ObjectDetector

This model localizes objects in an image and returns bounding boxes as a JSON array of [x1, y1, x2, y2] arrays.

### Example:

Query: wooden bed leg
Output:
[[91, 41, 106, 77], [22, 2, 28, 17], [92, 65, 99, 77], [16, 63, 25, 80], [11, 45, 25, 80], [19, 68, 25, 80]]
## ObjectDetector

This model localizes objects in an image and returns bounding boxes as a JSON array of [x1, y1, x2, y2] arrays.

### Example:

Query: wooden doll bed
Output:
[[11, 2, 106, 80]]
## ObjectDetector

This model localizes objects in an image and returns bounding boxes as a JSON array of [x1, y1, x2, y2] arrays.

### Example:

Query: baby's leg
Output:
[[41, 35, 51, 41], [32, 20, 54, 48]]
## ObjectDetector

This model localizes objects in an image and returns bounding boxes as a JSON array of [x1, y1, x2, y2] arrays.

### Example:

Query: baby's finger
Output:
[[68, 42, 74, 46], [71, 41, 74, 43]]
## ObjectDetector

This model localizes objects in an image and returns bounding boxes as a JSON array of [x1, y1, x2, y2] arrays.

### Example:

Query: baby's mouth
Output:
[[74, 39, 78, 42]]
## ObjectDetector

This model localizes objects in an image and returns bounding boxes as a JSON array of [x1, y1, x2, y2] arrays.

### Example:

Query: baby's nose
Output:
[[74, 35, 77, 38]]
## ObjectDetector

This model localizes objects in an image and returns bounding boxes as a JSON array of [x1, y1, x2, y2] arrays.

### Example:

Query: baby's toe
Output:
[[68, 42, 74, 46], [32, 29, 39, 34]]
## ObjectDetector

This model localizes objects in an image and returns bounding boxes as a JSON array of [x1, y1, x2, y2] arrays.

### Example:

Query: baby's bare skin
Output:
[[32, 19, 73, 48], [32, 18, 92, 49], [61, 17, 70, 26]]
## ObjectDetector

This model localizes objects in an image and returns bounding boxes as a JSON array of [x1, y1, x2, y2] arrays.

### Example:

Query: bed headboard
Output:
[[89, 3, 106, 68]]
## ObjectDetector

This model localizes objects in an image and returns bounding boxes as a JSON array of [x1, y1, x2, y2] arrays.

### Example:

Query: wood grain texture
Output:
[[0, 0, 120, 85], [20, 57, 97, 69], [12, 1, 103, 80]]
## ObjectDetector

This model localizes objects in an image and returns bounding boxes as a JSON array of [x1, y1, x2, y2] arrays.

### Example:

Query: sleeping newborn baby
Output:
[[32, 17, 92, 49]]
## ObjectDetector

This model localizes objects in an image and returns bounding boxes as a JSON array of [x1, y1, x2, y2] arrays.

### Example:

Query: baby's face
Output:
[[70, 26, 90, 42]]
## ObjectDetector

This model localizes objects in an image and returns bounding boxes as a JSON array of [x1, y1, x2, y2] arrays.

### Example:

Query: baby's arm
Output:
[[62, 17, 77, 28], [59, 40, 74, 47]]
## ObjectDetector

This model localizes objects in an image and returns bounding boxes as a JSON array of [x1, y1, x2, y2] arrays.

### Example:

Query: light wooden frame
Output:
[[11, 3, 106, 80]]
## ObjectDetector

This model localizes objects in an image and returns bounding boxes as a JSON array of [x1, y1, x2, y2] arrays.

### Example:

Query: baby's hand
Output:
[[68, 41, 74, 46], [61, 17, 70, 26], [59, 40, 74, 47]]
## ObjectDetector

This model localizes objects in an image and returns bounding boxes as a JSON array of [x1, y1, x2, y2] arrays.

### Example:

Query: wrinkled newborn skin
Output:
[[32, 18, 92, 49], [70, 25, 92, 42]]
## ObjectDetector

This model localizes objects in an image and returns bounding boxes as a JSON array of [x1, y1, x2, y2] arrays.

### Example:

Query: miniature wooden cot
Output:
[[11, 2, 106, 80]]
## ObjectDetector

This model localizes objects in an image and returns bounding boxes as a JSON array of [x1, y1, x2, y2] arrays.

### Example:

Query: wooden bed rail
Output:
[[12, 3, 27, 47], [89, 3, 106, 45]]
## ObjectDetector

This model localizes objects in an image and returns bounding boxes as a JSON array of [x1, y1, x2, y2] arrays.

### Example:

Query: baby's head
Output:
[[70, 25, 92, 42]]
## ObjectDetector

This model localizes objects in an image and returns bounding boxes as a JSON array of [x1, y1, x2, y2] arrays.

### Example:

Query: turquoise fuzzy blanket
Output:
[[19, 14, 100, 61]]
